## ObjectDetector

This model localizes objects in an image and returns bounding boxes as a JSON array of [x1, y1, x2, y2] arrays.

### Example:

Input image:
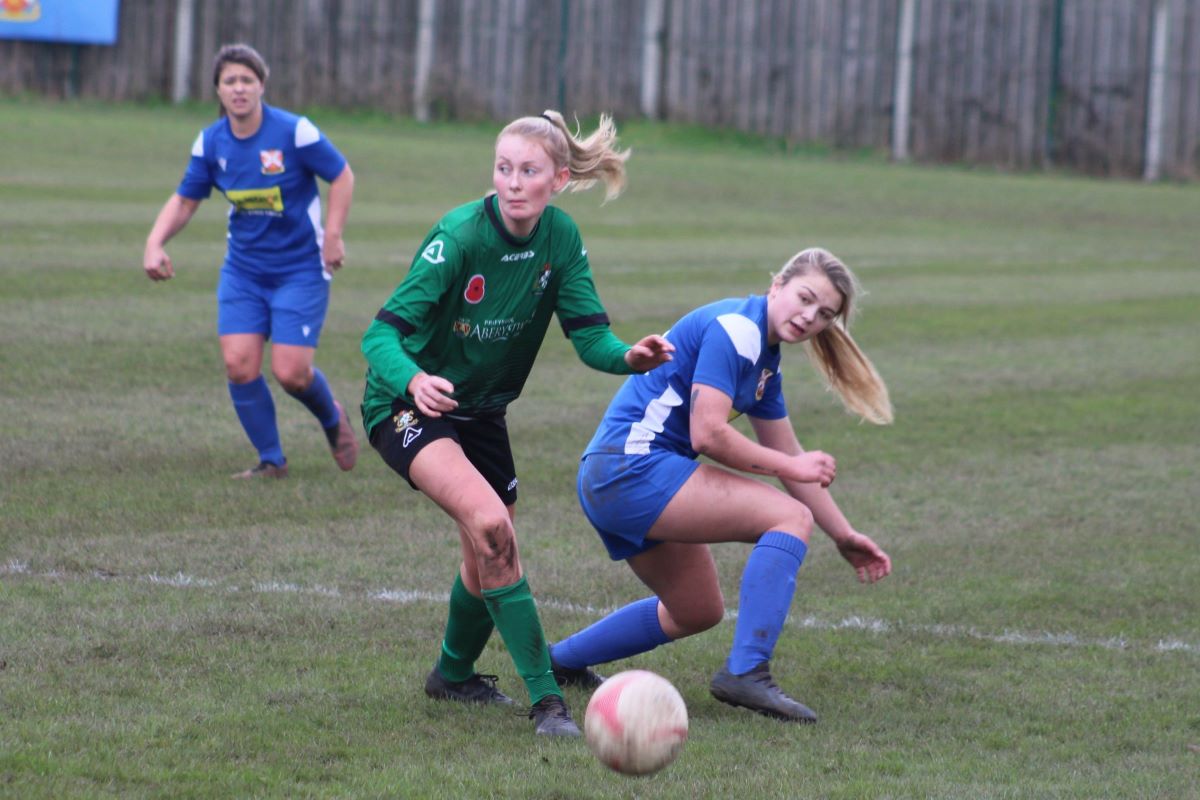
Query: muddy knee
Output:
[[470, 514, 519, 582]]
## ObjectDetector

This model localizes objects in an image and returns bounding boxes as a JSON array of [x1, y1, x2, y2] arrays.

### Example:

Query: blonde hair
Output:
[[773, 248, 893, 425], [497, 110, 630, 201]]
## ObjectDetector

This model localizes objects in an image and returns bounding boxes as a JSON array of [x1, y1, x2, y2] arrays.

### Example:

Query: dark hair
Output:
[[212, 43, 269, 87]]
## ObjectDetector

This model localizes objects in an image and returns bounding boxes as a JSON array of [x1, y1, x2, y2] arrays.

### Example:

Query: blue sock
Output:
[[228, 376, 285, 466], [286, 367, 339, 430], [550, 597, 670, 669], [727, 531, 807, 675]]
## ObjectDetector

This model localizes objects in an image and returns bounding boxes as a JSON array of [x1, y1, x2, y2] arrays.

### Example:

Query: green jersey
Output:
[[361, 194, 633, 435]]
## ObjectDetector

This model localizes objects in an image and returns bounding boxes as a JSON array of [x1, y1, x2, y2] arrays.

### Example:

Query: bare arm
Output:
[[688, 383, 836, 486], [749, 414, 892, 583], [322, 164, 354, 270], [143, 194, 201, 281]]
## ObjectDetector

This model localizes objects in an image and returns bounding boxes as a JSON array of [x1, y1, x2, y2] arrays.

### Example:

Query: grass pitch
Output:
[[1, 98, 1198, 799]]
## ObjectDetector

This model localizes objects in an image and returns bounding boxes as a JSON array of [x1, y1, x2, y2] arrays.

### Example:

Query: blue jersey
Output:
[[176, 104, 347, 276], [585, 294, 787, 459]]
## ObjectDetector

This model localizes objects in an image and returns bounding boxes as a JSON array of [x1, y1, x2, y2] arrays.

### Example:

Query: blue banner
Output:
[[0, 1, 121, 45]]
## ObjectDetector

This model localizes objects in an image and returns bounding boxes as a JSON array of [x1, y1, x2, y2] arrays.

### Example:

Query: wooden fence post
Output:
[[892, 0, 916, 161], [1144, 0, 1170, 180], [1045, 0, 1066, 165], [414, 0, 437, 123], [641, 0, 666, 119], [171, 0, 194, 104]]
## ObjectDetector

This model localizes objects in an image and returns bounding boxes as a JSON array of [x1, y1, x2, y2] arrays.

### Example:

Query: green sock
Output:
[[436, 574, 495, 683], [482, 576, 560, 705]]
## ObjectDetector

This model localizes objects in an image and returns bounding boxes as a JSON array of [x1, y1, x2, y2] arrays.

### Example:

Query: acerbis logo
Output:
[[422, 240, 446, 264], [500, 250, 535, 262], [393, 411, 423, 448]]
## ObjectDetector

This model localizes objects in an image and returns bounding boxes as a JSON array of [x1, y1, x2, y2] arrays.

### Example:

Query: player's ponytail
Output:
[[499, 111, 630, 202], [774, 248, 893, 425]]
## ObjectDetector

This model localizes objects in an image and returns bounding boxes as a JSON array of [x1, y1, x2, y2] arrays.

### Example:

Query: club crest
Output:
[[755, 368, 774, 401], [259, 149, 285, 175], [532, 263, 552, 295]]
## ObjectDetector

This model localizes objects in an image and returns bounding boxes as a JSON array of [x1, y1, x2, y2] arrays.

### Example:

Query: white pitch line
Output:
[[2, 561, 1196, 656]]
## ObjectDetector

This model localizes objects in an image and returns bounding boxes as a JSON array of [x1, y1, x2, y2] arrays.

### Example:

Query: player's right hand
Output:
[[793, 450, 836, 487], [143, 248, 174, 281], [409, 372, 458, 418]]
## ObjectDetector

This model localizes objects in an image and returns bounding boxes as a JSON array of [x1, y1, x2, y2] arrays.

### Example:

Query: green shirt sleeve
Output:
[[361, 232, 463, 401], [551, 214, 634, 374], [568, 323, 635, 374], [362, 316, 422, 399]]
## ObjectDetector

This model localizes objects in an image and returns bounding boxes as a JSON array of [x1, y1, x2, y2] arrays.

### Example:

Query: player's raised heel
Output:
[[529, 695, 581, 737], [709, 662, 818, 723], [326, 400, 359, 471], [231, 461, 289, 480], [424, 668, 514, 705], [550, 653, 606, 689]]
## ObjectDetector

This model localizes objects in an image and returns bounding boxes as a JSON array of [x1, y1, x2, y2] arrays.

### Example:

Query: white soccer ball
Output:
[[584, 669, 689, 776]]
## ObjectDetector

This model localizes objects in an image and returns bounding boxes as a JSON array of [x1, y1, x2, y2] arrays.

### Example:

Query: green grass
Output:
[[2, 98, 1199, 799]]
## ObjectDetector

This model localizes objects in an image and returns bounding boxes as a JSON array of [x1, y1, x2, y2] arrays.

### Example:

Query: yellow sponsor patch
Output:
[[226, 186, 284, 212]]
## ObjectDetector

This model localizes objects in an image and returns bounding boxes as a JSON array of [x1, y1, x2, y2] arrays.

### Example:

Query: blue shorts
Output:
[[217, 265, 331, 347], [577, 450, 700, 561]]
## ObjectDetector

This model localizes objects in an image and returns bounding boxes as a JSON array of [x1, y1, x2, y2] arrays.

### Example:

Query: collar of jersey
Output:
[[484, 193, 542, 248]]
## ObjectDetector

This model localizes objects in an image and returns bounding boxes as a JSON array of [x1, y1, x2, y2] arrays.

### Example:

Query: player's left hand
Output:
[[835, 531, 892, 584], [143, 248, 175, 281], [323, 232, 346, 271], [625, 334, 674, 372]]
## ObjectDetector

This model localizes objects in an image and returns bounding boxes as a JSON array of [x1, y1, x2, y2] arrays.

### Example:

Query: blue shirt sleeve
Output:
[[293, 117, 347, 183], [691, 320, 746, 399], [176, 130, 214, 200]]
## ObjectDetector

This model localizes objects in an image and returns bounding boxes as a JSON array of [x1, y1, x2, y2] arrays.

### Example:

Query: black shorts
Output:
[[369, 402, 519, 506]]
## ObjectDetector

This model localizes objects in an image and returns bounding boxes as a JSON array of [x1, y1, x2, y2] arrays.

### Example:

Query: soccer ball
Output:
[[584, 669, 688, 776]]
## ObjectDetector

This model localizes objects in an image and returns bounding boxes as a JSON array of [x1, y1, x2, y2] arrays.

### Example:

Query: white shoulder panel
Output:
[[190, 132, 204, 157], [624, 384, 684, 455], [295, 117, 321, 147], [716, 313, 761, 363]]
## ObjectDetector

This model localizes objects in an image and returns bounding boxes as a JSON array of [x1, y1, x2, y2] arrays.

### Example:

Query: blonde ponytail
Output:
[[774, 248, 893, 425], [499, 111, 631, 201]]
